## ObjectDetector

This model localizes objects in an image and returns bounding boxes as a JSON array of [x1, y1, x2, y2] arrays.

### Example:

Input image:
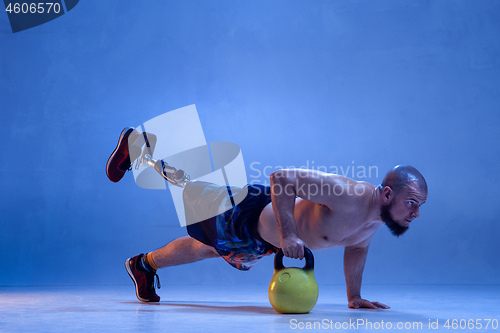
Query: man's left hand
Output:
[[348, 297, 390, 309]]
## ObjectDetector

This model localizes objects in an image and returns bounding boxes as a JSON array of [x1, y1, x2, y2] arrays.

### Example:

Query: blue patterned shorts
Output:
[[184, 181, 277, 270]]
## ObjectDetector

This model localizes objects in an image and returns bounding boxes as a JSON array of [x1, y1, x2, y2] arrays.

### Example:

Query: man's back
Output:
[[257, 173, 383, 250]]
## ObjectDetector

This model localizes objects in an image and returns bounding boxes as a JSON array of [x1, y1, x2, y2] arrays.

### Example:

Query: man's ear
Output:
[[382, 186, 393, 204]]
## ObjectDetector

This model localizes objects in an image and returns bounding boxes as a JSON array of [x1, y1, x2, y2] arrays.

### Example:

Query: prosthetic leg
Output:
[[141, 153, 191, 188], [136, 132, 191, 188]]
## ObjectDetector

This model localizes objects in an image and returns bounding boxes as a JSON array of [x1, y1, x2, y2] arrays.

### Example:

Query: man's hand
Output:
[[348, 297, 390, 309], [281, 237, 308, 259]]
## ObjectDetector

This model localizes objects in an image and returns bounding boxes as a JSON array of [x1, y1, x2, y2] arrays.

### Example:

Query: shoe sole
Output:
[[125, 258, 158, 302], [106, 128, 134, 182]]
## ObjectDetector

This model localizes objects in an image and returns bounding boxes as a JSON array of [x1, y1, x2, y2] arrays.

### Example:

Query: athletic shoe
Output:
[[106, 128, 141, 183], [125, 254, 161, 302]]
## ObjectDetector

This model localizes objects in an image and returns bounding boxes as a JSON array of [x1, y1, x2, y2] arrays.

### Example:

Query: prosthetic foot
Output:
[[107, 129, 159, 183], [106, 128, 143, 183], [141, 154, 191, 188]]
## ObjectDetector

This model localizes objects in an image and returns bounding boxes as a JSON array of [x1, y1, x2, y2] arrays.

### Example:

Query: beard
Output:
[[380, 203, 409, 237]]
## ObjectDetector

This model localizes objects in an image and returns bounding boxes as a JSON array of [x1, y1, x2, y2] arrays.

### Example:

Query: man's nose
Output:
[[411, 206, 420, 218]]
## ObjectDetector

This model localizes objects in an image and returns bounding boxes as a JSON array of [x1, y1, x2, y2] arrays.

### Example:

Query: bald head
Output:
[[381, 165, 428, 195]]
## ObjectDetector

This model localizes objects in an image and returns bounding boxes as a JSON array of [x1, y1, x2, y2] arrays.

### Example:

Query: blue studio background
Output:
[[1, 1, 499, 287]]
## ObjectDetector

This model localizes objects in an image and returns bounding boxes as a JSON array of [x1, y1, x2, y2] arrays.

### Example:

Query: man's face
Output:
[[381, 182, 427, 237]]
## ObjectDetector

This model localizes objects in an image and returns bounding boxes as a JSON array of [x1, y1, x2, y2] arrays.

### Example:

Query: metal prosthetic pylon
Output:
[[141, 153, 191, 188]]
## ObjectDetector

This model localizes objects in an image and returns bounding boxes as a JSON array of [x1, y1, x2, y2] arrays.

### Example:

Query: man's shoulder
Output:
[[324, 177, 375, 199], [321, 179, 375, 211]]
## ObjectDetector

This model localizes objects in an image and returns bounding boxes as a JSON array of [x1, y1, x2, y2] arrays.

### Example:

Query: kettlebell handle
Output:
[[274, 247, 314, 271]]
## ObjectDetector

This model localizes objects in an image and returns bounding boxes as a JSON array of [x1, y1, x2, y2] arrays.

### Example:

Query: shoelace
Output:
[[118, 155, 132, 171], [155, 273, 161, 289], [149, 272, 161, 291]]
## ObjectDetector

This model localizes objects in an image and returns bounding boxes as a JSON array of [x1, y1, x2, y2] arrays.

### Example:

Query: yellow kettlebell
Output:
[[268, 248, 319, 314]]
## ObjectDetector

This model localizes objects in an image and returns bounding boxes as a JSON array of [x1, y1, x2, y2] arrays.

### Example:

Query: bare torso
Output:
[[257, 182, 383, 249]]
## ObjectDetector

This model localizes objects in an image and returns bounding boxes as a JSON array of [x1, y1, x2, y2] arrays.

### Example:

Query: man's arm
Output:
[[269, 168, 348, 259], [269, 169, 308, 259], [344, 235, 389, 309]]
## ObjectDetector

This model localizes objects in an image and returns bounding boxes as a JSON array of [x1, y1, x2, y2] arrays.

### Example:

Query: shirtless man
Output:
[[107, 128, 428, 309]]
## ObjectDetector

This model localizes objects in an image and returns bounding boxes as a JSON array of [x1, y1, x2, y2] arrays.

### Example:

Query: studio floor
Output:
[[0, 284, 498, 333]]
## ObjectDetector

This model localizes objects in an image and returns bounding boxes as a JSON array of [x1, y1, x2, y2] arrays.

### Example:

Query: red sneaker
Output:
[[106, 128, 141, 183], [125, 254, 161, 302]]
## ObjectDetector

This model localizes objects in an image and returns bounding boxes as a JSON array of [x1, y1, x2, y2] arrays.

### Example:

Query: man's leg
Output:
[[107, 128, 215, 301], [125, 236, 219, 303], [106, 127, 190, 187], [151, 235, 219, 268]]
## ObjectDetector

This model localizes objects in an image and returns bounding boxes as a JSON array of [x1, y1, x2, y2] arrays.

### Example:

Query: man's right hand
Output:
[[280, 237, 308, 260]]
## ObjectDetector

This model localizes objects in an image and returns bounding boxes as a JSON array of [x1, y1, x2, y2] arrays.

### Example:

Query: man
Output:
[[107, 128, 428, 309]]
